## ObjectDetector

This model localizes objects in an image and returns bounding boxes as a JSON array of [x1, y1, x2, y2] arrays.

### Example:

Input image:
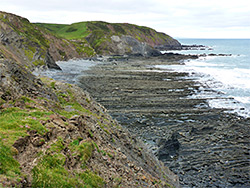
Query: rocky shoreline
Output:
[[1, 59, 181, 187], [76, 55, 250, 187]]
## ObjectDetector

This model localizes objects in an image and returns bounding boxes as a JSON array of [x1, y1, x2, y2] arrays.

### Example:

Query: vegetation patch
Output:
[[0, 141, 21, 185], [32, 60, 45, 66], [35, 22, 89, 40], [34, 20, 177, 56], [24, 49, 34, 61], [50, 137, 65, 153], [69, 140, 94, 165], [66, 27, 78, 33], [32, 153, 78, 188], [32, 137, 102, 188], [40, 77, 95, 118], [77, 170, 105, 188], [0, 106, 52, 146]]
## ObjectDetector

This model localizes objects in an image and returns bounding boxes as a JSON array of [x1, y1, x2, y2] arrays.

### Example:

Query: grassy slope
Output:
[[0, 12, 49, 67], [0, 13, 179, 187], [35, 21, 178, 55], [0, 82, 105, 187], [35, 22, 89, 40], [0, 12, 96, 67], [35, 21, 174, 44]]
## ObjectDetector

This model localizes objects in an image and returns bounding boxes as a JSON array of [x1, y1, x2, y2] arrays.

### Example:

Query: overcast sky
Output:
[[1, 0, 250, 38]]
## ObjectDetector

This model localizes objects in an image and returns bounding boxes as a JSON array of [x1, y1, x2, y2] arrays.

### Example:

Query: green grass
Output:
[[34, 21, 166, 43], [0, 73, 113, 187], [40, 77, 96, 119], [78, 170, 105, 188], [32, 60, 45, 66], [0, 107, 52, 146], [0, 77, 115, 187], [50, 137, 65, 153], [35, 23, 69, 33], [35, 22, 90, 40], [32, 139, 103, 188], [69, 140, 94, 165], [32, 153, 78, 188], [24, 49, 34, 61], [34, 21, 175, 57], [55, 99, 92, 118], [54, 89, 94, 118], [59, 22, 89, 39], [0, 141, 21, 178]]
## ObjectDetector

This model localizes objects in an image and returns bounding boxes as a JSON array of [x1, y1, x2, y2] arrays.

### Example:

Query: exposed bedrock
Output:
[[77, 57, 250, 187]]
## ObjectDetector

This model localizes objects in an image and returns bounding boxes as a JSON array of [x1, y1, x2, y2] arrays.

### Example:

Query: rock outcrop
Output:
[[36, 21, 181, 56], [0, 59, 57, 100], [0, 11, 95, 70], [105, 35, 161, 56], [1, 11, 182, 65]]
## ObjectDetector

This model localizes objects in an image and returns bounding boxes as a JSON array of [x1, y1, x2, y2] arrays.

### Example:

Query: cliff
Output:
[[0, 11, 181, 67], [36, 21, 181, 56], [0, 11, 180, 187], [0, 11, 95, 70], [0, 58, 180, 187]]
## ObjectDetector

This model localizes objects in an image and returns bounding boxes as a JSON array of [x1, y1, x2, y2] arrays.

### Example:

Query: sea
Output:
[[159, 38, 250, 118], [38, 39, 250, 118]]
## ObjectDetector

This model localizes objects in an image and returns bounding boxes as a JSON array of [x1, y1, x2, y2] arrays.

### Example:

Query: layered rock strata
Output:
[[77, 56, 250, 187]]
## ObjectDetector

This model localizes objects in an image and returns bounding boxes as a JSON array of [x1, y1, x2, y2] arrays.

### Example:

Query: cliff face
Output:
[[0, 59, 179, 187], [0, 11, 181, 65], [36, 21, 181, 56], [0, 11, 95, 70], [85, 22, 181, 55], [0, 11, 180, 187]]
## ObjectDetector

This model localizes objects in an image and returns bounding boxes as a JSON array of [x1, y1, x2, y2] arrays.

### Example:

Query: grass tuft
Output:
[[32, 153, 78, 188], [0, 141, 20, 176]]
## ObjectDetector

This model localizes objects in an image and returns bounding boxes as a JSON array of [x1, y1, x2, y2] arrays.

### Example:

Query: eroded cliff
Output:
[[0, 11, 181, 187]]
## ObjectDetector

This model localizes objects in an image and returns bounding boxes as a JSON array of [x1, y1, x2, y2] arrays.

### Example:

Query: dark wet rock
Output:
[[155, 40, 182, 50], [157, 133, 180, 161], [199, 53, 233, 57], [181, 44, 211, 50], [77, 56, 250, 187], [160, 52, 198, 60], [44, 50, 62, 70]]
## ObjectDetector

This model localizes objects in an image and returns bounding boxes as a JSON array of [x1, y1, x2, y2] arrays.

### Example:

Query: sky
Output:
[[1, 0, 250, 39]]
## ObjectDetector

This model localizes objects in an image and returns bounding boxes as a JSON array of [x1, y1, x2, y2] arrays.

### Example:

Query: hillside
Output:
[[0, 11, 95, 70], [0, 11, 181, 187], [0, 59, 180, 187], [0, 11, 181, 68], [36, 21, 181, 55]]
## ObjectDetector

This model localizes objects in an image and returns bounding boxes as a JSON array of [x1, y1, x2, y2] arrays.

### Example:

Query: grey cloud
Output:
[[1, 0, 249, 38], [3, 0, 154, 13]]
